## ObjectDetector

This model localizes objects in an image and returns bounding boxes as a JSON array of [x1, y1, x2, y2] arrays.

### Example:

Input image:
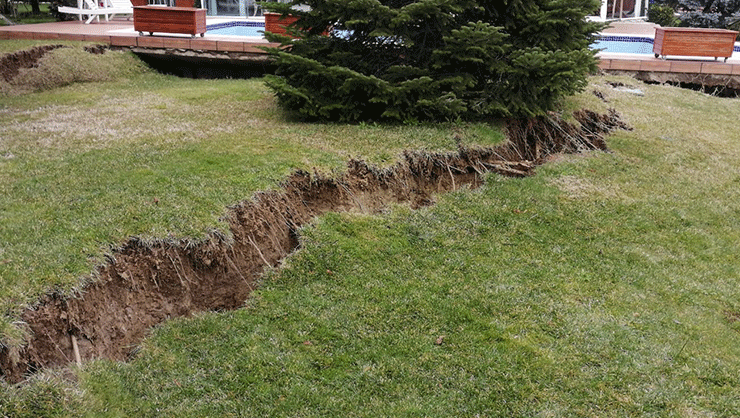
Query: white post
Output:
[[600, 0, 608, 20]]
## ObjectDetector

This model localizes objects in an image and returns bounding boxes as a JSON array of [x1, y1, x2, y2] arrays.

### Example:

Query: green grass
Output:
[[2, 41, 740, 416], [0, 3, 56, 26], [0, 41, 504, 332], [0, 40, 82, 54]]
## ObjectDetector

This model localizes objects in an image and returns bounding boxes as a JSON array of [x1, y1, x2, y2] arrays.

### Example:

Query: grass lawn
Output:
[[0, 41, 503, 339], [0, 3, 56, 26], [2, 42, 740, 416]]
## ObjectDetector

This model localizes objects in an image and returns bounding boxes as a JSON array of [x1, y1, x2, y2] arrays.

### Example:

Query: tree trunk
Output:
[[0, 13, 15, 24]]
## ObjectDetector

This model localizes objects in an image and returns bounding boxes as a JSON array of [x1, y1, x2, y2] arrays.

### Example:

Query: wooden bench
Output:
[[133, 5, 206, 37], [653, 27, 738, 62]]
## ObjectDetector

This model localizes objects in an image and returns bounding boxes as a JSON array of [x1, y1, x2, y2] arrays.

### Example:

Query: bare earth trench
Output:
[[0, 48, 629, 382]]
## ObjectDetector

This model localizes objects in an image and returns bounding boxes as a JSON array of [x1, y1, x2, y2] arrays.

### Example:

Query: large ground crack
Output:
[[0, 45, 65, 82], [1, 44, 109, 84], [0, 109, 628, 383]]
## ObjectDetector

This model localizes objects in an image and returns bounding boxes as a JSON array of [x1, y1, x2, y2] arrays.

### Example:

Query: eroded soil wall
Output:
[[0, 45, 65, 82], [0, 110, 627, 383]]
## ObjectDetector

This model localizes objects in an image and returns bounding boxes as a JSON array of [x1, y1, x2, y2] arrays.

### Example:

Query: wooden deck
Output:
[[1, 20, 740, 76], [598, 55, 740, 76], [0, 19, 276, 57]]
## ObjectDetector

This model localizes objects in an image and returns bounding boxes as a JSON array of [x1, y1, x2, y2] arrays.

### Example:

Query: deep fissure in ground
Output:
[[0, 110, 628, 383], [0, 44, 112, 82], [0, 44, 65, 82]]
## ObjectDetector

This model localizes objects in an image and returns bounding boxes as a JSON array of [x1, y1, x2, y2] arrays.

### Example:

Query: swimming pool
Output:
[[207, 21, 264, 37], [593, 35, 654, 54], [202, 24, 740, 57]]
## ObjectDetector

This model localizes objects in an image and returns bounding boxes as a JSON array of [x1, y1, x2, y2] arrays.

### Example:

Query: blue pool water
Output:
[[207, 21, 264, 37], [592, 36, 654, 54]]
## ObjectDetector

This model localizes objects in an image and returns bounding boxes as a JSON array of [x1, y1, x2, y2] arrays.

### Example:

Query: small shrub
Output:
[[648, 4, 679, 27], [652, 0, 740, 28]]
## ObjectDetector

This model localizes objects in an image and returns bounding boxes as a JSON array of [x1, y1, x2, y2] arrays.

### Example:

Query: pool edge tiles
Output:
[[598, 34, 655, 43]]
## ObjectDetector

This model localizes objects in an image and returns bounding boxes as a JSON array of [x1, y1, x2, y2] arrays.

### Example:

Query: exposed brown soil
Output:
[[605, 69, 740, 97], [83, 44, 109, 55], [0, 45, 65, 82], [0, 109, 628, 383]]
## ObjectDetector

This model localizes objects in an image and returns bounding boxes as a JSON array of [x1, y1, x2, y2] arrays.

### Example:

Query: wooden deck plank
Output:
[[609, 59, 641, 71], [217, 40, 245, 52], [701, 62, 734, 75], [189, 39, 219, 50], [670, 61, 704, 74], [110, 36, 139, 47], [639, 60, 672, 72]]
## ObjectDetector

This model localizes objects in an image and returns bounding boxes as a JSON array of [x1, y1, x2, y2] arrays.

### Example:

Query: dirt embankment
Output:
[[0, 45, 65, 82], [0, 45, 110, 83], [0, 109, 628, 383]]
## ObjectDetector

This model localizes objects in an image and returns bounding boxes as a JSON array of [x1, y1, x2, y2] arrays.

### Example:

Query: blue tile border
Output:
[[598, 35, 654, 44], [207, 21, 265, 31]]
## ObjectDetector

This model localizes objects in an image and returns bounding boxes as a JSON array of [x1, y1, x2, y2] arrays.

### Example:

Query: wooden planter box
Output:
[[133, 5, 206, 37], [653, 27, 738, 62], [264, 12, 299, 36]]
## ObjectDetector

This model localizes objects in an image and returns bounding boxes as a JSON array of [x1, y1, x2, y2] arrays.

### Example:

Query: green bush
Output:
[[647, 4, 679, 27], [264, 0, 604, 122], [651, 0, 740, 28]]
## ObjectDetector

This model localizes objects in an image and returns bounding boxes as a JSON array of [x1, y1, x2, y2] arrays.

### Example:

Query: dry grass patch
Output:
[[3, 98, 205, 151], [0, 90, 282, 155], [549, 174, 623, 200]]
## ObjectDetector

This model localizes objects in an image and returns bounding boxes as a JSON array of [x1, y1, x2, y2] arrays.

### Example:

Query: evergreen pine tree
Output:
[[264, 0, 604, 122]]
